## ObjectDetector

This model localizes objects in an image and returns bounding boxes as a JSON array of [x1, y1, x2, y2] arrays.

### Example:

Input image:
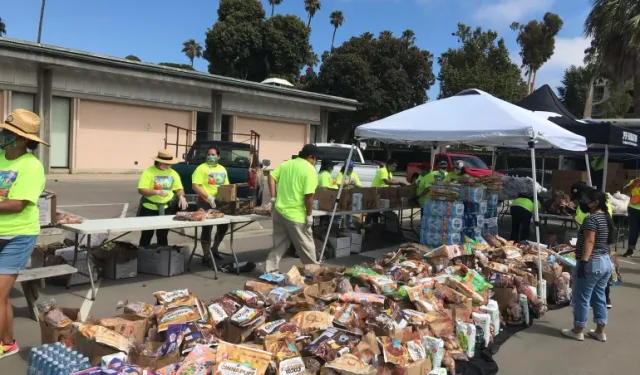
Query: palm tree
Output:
[[304, 0, 321, 28], [0, 17, 6, 37], [268, 0, 283, 18], [125, 55, 141, 61], [181, 39, 203, 67], [329, 10, 344, 52], [585, 0, 640, 117]]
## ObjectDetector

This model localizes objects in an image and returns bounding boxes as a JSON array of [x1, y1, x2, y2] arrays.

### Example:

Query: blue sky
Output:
[[2, 0, 592, 100]]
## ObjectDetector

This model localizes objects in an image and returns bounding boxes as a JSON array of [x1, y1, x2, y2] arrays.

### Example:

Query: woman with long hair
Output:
[[562, 188, 613, 342], [0, 109, 47, 358]]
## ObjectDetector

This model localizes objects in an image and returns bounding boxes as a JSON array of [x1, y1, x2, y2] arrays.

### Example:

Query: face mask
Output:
[[388, 165, 397, 172], [0, 133, 16, 150], [454, 168, 462, 175], [206, 155, 218, 165], [157, 163, 171, 171], [439, 168, 447, 174]]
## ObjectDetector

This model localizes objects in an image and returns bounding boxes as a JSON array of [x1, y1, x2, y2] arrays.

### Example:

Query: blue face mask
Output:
[[206, 155, 218, 165], [0, 132, 17, 150]]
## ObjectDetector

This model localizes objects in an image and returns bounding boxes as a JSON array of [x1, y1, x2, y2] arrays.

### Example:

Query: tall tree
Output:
[[125, 55, 141, 61], [510, 12, 563, 93], [308, 30, 435, 142], [329, 10, 344, 52], [204, 0, 311, 82], [182, 39, 203, 67], [585, 0, 640, 117], [0, 17, 6, 36], [558, 65, 592, 117], [37, 0, 46, 43], [438, 23, 527, 102], [268, 0, 283, 18], [304, 0, 321, 28]]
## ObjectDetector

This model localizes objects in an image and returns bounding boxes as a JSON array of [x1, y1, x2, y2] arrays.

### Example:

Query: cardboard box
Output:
[[349, 243, 362, 254], [217, 184, 237, 202], [137, 246, 186, 277], [129, 342, 181, 369], [39, 307, 81, 346], [103, 257, 137, 280], [328, 236, 351, 250], [334, 247, 351, 258], [38, 190, 57, 226], [551, 170, 588, 194], [217, 198, 254, 215], [74, 331, 120, 366]]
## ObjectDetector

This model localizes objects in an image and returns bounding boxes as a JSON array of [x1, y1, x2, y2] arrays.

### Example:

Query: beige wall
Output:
[[235, 117, 309, 167], [75, 100, 193, 172]]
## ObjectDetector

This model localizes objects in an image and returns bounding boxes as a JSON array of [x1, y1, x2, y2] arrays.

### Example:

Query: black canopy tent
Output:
[[516, 84, 640, 190]]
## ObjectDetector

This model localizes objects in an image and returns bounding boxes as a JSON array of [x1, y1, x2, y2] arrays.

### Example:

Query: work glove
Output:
[[577, 260, 588, 279], [178, 196, 188, 210], [306, 215, 314, 228], [207, 196, 217, 209]]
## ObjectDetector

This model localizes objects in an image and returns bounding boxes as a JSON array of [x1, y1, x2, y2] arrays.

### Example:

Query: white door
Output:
[[51, 97, 70, 168]]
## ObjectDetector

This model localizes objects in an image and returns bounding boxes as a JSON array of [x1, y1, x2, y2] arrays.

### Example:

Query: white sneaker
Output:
[[561, 328, 584, 341], [587, 330, 607, 342]]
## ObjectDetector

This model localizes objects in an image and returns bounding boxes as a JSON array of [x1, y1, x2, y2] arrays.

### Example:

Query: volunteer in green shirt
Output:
[[266, 144, 320, 272], [0, 109, 47, 359], [336, 161, 362, 187], [416, 161, 448, 211], [510, 194, 540, 242], [367, 158, 404, 225], [444, 160, 469, 182], [136, 150, 188, 248], [318, 159, 337, 189], [192, 146, 230, 264], [622, 176, 640, 257], [591, 155, 605, 190]]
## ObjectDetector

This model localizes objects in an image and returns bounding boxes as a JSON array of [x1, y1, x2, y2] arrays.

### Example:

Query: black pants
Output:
[[510, 206, 532, 242], [138, 205, 176, 247], [365, 213, 380, 225], [628, 207, 640, 251], [197, 201, 229, 245]]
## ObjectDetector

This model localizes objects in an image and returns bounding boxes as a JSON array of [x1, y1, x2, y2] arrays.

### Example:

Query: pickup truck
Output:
[[313, 143, 380, 187], [172, 140, 270, 205], [407, 152, 502, 183]]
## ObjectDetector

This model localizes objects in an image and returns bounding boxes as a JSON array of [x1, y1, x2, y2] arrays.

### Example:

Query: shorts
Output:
[[0, 235, 38, 274]]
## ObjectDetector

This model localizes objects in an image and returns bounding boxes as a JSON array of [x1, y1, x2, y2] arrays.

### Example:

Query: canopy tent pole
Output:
[[529, 139, 544, 298], [541, 155, 545, 187], [602, 145, 609, 192], [430, 144, 437, 170], [490, 147, 496, 176], [584, 152, 593, 187], [319, 143, 356, 263]]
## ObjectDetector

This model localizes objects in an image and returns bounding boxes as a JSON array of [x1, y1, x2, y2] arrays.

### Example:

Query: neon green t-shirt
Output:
[[137, 166, 184, 210], [417, 170, 446, 206], [318, 170, 336, 189], [372, 167, 392, 187], [272, 158, 318, 224], [512, 197, 540, 213], [337, 171, 362, 187], [444, 172, 467, 182], [192, 163, 229, 198], [0, 152, 45, 235], [575, 201, 613, 225]]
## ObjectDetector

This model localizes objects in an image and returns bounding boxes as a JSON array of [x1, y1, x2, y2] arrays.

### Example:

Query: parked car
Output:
[[313, 142, 380, 187], [406, 153, 502, 183], [172, 140, 270, 205]]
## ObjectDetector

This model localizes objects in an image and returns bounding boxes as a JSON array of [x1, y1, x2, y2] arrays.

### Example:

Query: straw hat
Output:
[[1, 109, 50, 146], [152, 149, 178, 164]]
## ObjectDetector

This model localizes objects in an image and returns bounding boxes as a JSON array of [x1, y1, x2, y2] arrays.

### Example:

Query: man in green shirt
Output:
[[367, 158, 404, 224], [591, 155, 605, 190], [416, 161, 448, 212], [266, 144, 320, 272]]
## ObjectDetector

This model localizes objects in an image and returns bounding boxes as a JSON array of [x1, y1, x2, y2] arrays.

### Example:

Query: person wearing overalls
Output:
[[136, 150, 188, 248]]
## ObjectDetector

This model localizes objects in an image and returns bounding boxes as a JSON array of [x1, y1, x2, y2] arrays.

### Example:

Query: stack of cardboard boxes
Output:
[[551, 163, 637, 194], [215, 184, 254, 215]]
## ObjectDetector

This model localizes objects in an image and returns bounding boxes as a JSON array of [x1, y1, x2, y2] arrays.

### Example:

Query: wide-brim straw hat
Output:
[[152, 149, 178, 164], [1, 109, 50, 146]]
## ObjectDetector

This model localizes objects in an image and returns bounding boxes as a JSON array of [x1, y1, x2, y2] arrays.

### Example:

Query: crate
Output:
[[137, 246, 186, 277], [103, 257, 137, 280], [49, 247, 99, 286], [216, 199, 254, 215]]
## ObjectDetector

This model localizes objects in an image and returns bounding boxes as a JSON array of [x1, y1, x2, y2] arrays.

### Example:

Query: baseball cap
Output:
[[438, 160, 448, 168], [348, 160, 355, 168], [299, 144, 322, 158]]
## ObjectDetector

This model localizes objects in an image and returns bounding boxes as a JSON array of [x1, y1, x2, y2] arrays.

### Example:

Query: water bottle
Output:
[[42, 357, 54, 375], [54, 364, 65, 375], [67, 361, 78, 374], [37, 355, 50, 375], [80, 358, 91, 370], [27, 348, 38, 375]]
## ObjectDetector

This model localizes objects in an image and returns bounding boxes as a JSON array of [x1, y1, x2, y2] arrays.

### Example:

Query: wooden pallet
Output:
[[16, 264, 78, 321]]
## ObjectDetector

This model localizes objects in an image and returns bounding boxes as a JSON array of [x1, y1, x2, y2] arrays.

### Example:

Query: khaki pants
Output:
[[266, 209, 318, 272]]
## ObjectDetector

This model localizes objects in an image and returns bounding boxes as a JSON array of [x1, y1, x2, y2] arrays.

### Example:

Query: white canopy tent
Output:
[[319, 89, 587, 297]]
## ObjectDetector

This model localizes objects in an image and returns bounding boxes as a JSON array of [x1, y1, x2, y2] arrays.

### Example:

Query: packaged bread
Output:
[[154, 289, 196, 309], [215, 341, 272, 375]]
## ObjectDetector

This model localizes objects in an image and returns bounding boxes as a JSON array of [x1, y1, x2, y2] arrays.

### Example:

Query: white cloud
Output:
[[510, 36, 591, 92], [474, 0, 555, 27]]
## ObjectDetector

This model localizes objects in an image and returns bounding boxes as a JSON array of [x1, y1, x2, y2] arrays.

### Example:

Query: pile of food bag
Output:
[[606, 192, 630, 214], [41, 235, 591, 375], [498, 176, 547, 201]]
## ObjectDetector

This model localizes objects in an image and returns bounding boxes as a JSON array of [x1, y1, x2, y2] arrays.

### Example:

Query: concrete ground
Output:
[[5, 177, 637, 374]]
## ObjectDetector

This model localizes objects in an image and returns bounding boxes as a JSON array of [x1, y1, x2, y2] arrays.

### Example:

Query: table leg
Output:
[[86, 234, 96, 301], [207, 232, 218, 281], [22, 281, 39, 322], [67, 233, 80, 289], [229, 223, 240, 276], [187, 227, 198, 272]]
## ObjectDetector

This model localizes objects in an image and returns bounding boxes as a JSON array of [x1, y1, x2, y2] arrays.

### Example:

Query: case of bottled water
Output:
[[423, 200, 464, 217], [352, 193, 363, 211], [485, 206, 499, 219], [464, 201, 487, 215], [463, 213, 485, 228], [464, 227, 482, 240], [486, 192, 499, 206], [459, 186, 485, 203], [420, 230, 462, 247], [27, 343, 92, 375], [422, 216, 463, 232]]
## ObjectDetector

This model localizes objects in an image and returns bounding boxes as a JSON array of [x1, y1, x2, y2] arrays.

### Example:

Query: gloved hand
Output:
[[577, 260, 588, 279], [178, 196, 188, 210], [207, 196, 216, 208], [265, 203, 273, 216], [306, 215, 314, 228]]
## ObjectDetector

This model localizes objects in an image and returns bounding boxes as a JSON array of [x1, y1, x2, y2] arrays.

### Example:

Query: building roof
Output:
[[0, 38, 359, 111]]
